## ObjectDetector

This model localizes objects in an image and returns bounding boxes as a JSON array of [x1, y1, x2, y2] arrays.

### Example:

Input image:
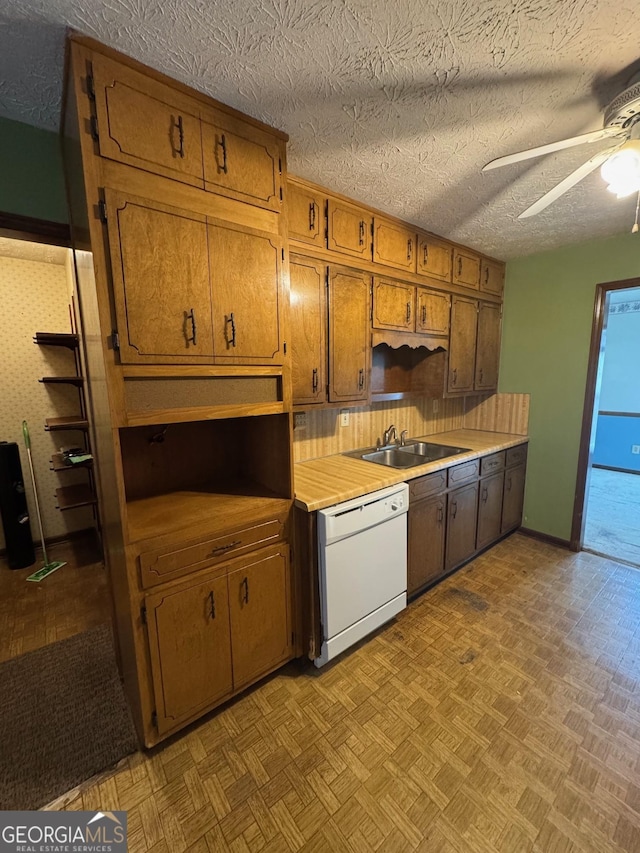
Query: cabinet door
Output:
[[475, 302, 502, 391], [408, 494, 446, 595], [417, 288, 450, 336], [327, 199, 373, 261], [480, 259, 505, 296], [448, 296, 477, 392], [201, 110, 282, 211], [328, 266, 371, 402], [145, 571, 233, 734], [453, 249, 481, 290], [209, 220, 283, 363], [445, 482, 479, 571], [228, 546, 292, 689], [417, 235, 453, 282], [290, 256, 327, 404], [501, 463, 526, 534], [92, 54, 204, 187], [476, 471, 505, 550], [105, 189, 214, 364], [288, 182, 325, 248], [372, 217, 416, 273], [372, 278, 414, 331]]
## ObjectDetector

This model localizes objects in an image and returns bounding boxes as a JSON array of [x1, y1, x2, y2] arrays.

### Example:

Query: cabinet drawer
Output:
[[480, 451, 505, 476], [409, 470, 447, 502], [448, 458, 479, 486], [506, 444, 528, 467], [140, 517, 286, 587]]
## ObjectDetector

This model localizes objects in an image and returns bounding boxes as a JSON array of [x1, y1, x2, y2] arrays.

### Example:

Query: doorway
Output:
[[573, 279, 640, 565]]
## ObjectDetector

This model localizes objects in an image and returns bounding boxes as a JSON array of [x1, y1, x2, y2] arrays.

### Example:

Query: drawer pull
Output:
[[242, 576, 249, 604], [208, 590, 216, 619], [208, 540, 241, 558]]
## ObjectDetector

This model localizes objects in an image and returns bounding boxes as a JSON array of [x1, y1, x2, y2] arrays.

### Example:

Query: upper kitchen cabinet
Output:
[[447, 296, 477, 393], [290, 256, 327, 405], [209, 220, 284, 364], [287, 180, 325, 248], [480, 258, 506, 297], [327, 199, 373, 262], [475, 302, 502, 391], [91, 53, 204, 187], [372, 277, 414, 332], [201, 108, 284, 212], [416, 234, 453, 282], [416, 288, 450, 336], [104, 189, 214, 364], [372, 216, 417, 274], [452, 248, 481, 290], [328, 266, 371, 402]]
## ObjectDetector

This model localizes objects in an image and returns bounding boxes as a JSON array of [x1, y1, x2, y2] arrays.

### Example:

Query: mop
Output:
[[22, 420, 67, 581]]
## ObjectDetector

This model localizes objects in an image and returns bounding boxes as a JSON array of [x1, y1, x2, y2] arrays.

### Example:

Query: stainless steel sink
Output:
[[344, 439, 470, 469]]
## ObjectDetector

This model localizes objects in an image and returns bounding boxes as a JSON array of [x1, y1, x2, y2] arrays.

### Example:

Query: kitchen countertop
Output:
[[293, 429, 528, 511]]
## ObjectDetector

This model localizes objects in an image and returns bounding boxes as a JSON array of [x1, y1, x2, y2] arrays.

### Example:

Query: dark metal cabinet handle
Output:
[[437, 505, 443, 524], [421, 304, 427, 325], [451, 500, 458, 519], [208, 590, 216, 619], [358, 368, 365, 391], [186, 308, 197, 346], [309, 202, 316, 230], [209, 540, 241, 558], [358, 221, 365, 245], [457, 257, 462, 277], [226, 313, 236, 347], [451, 367, 457, 385], [506, 476, 512, 492], [216, 133, 228, 174], [407, 239, 413, 261], [172, 115, 185, 158], [485, 267, 490, 285], [242, 577, 249, 604], [406, 302, 411, 323], [479, 367, 484, 384], [423, 244, 428, 265], [481, 486, 488, 503], [312, 368, 318, 392]]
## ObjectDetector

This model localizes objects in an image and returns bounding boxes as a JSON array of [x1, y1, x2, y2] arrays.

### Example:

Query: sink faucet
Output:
[[382, 424, 397, 446], [399, 430, 408, 446]]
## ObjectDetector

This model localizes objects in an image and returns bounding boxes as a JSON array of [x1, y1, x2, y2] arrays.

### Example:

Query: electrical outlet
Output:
[[632, 445, 640, 454], [432, 399, 439, 414], [294, 412, 307, 430], [340, 409, 350, 427]]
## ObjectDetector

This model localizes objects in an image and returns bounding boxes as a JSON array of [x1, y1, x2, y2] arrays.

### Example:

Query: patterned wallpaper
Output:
[[0, 242, 94, 553]]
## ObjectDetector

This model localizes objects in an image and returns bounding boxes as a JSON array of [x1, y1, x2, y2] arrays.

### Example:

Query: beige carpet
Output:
[[0, 623, 138, 810]]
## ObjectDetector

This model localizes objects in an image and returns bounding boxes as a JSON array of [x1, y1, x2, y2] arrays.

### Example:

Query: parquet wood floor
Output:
[[0, 536, 109, 662], [60, 534, 640, 852]]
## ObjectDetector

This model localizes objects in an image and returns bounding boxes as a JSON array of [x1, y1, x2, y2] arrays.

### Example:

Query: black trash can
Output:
[[0, 441, 35, 569]]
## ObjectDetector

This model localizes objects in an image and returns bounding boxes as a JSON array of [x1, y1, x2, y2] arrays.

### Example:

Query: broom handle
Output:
[[22, 420, 49, 565]]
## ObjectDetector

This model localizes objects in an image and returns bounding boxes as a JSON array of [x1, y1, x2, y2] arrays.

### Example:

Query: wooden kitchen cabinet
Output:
[[328, 266, 371, 402], [480, 258, 505, 297], [201, 108, 282, 211], [209, 220, 283, 364], [445, 481, 479, 571], [416, 288, 450, 336], [91, 53, 204, 187], [104, 189, 214, 364], [417, 234, 453, 282], [476, 470, 505, 550], [475, 301, 501, 391], [408, 492, 446, 595], [145, 569, 233, 734], [327, 198, 373, 262], [288, 181, 325, 248], [448, 296, 477, 392], [372, 277, 414, 331], [290, 256, 327, 404], [372, 216, 416, 273], [452, 248, 481, 290], [228, 545, 292, 689], [502, 462, 526, 534]]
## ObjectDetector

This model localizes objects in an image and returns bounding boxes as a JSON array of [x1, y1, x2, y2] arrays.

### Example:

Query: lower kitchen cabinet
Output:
[[408, 492, 446, 595], [445, 481, 479, 571], [228, 546, 292, 689], [502, 462, 526, 533], [145, 570, 233, 734], [476, 470, 505, 549]]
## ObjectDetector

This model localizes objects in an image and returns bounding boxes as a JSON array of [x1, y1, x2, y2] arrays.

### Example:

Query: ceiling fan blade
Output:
[[518, 145, 624, 219], [482, 127, 627, 172]]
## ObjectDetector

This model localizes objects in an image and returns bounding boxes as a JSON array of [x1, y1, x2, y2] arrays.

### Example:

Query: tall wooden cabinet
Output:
[[63, 35, 296, 748], [448, 297, 502, 394]]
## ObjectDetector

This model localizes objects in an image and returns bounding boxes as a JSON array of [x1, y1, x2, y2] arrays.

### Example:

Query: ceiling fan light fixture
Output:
[[601, 141, 640, 197]]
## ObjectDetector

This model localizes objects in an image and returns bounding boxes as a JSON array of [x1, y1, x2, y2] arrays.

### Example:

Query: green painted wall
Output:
[[499, 232, 640, 541], [0, 116, 67, 223]]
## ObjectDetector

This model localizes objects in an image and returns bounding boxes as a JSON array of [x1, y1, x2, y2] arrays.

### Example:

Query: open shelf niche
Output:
[[120, 413, 293, 544], [371, 335, 448, 402]]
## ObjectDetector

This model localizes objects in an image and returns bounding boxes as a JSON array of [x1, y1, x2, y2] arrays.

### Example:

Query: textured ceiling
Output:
[[2, 0, 640, 258]]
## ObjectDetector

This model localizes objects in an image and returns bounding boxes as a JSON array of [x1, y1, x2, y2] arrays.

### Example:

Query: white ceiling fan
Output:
[[483, 75, 640, 219]]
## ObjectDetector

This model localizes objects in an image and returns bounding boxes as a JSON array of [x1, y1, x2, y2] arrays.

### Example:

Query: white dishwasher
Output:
[[315, 483, 409, 667]]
